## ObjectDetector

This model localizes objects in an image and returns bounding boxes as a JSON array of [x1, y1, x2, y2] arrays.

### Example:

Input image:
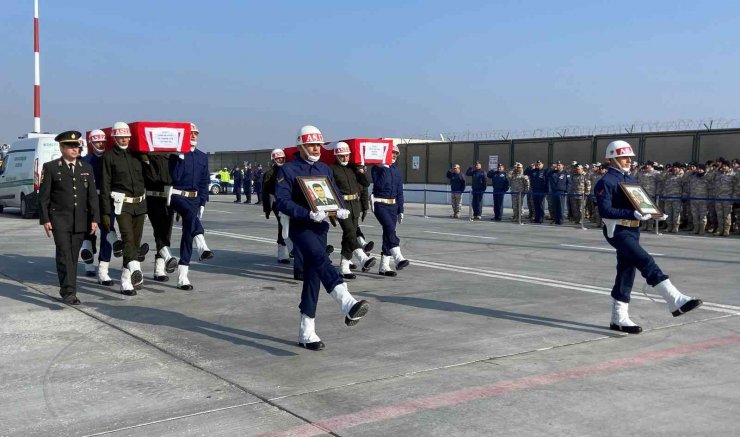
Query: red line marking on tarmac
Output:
[[256, 335, 740, 437]]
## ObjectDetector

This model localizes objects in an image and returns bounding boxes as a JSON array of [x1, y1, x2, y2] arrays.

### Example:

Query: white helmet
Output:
[[271, 148, 285, 160], [296, 125, 324, 145], [111, 122, 131, 137], [89, 129, 106, 155], [190, 122, 199, 133], [605, 140, 635, 159], [334, 142, 350, 156]]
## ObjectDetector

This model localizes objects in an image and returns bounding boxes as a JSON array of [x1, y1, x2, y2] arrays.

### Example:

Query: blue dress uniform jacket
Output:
[[595, 166, 667, 302], [466, 167, 487, 217], [371, 163, 404, 255], [547, 170, 570, 224], [446, 170, 466, 192], [82, 153, 116, 262], [487, 170, 510, 193], [275, 157, 345, 318], [169, 149, 210, 266], [529, 168, 549, 223]]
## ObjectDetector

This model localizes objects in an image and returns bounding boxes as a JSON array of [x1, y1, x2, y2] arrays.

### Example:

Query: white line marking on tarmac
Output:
[[423, 231, 497, 240], [409, 258, 740, 315], [194, 227, 740, 315], [204, 209, 234, 214], [560, 243, 664, 256]]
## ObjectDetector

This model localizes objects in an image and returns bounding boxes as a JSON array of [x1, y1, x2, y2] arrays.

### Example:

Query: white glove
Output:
[[309, 210, 326, 222], [398, 213, 404, 224], [633, 210, 652, 221], [656, 214, 669, 221], [199, 206, 204, 219], [336, 208, 350, 220]]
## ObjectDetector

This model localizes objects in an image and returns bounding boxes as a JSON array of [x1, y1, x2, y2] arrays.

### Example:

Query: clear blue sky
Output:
[[2, 0, 740, 151]]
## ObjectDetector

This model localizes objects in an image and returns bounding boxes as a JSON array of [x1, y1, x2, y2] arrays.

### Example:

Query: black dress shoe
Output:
[[293, 273, 304, 281], [85, 270, 97, 277], [153, 275, 169, 282], [379, 270, 397, 277], [345, 300, 369, 326], [278, 259, 291, 264], [199, 250, 214, 261], [165, 258, 178, 273], [243, 201, 251, 204], [326, 245, 334, 255], [62, 294, 81, 305], [609, 323, 642, 334], [130, 270, 143, 286], [363, 241, 374, 253], [112, 240, 124, 257], [121, 289, 137, 296], [349, 263, 358, 271], [99, 280, 113, 286], [81, 249, 94, 264], [233, 200, 240, 203], [177, 284, 194, 290], [342, 273, 357, 280], [396, 260, 410, 270], [137, 243, 150, 262], [289, 250, 295, 258], [362, 257, 377, 272], [298, 341, 325, 351], [672, 299, 703, 317]]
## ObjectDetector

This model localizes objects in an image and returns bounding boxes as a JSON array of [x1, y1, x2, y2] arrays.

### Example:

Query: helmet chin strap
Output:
[[300, 144, 320, 162]]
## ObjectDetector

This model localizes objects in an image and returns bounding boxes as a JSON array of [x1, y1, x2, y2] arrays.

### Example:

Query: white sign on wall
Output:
[[412, 155, 420, 170], [488, 155, 499, 170]]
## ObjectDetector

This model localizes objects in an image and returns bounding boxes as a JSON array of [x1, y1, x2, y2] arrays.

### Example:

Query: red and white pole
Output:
[[33, 0, 41, 133]]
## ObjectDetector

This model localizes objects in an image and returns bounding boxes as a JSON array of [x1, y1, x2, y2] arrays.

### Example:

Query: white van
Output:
[[0, 133, 60, 218]]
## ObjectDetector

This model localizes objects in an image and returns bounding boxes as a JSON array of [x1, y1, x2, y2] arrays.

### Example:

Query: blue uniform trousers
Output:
[[374, 203, 400, 256], [492, 193, 505, 219], [603, 226, 667, 303], [551, 191, 565, 224], [290, 220, 342, 318], [234, 182, 242, 202], [171, 195, 204, 266], [243, 180, 252, 203], [532, 194, 546, 223], [471, 192, 483, 216], [99, 213, 116, 262]]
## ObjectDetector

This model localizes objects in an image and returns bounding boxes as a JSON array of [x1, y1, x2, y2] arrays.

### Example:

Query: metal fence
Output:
[[208, 127, 740, 182]]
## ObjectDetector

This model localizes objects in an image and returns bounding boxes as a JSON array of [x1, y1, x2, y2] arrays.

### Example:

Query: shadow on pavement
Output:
[[0, 276, 66, 311]]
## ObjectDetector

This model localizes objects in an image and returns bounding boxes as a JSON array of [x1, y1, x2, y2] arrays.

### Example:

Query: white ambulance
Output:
[[0, 133, 60, 218]]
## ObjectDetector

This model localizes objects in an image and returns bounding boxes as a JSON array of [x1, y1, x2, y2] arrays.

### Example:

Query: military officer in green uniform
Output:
[[38, 130, 100, 305], [101, 122, 147, 295]]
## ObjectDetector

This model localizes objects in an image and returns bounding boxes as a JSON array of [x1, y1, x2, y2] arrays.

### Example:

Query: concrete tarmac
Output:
[[1, 196, 739, 436]]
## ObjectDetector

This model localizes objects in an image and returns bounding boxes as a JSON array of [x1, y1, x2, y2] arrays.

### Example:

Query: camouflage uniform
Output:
[[659, 171, 686, 233], [568, 171, 591, 224], [638, 169, 660, 231], [713, 169, 736, 236], [681, 169, 694, 229], [688, 172, 710, 234], [705, 167, 719, 232], [509, 171, 531, 222]]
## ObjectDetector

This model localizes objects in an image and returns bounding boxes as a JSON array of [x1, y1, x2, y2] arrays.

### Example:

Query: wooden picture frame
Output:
[[296, 176, 341, 215], [619, 183, 662, 216]]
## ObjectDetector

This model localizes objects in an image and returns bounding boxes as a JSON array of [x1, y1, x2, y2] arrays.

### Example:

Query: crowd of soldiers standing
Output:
[[448, 158, 740, 236]]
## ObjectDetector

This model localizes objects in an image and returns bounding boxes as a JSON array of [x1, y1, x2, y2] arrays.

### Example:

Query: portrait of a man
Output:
[[312, 183, 337, 206]]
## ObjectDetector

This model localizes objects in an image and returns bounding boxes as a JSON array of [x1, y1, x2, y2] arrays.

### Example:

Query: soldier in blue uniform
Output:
[[275, 125, 369, 351], [372, 144, 409, 276], [547, 161, 570, 225], [231, 164, 243, 203], [529, 160, 548, 224], [487, 163, 510, 221], [243, 163, 253, 204], [466, 161, 487, 220], [596, 140, 703, 334], [254, 164, 264, 204], [168, 123, 214, 290]]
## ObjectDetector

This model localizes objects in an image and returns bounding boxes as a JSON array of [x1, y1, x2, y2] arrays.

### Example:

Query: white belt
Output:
[[374, 197, 396, 205], [344, 193, 359, 201], [172, 188, 198, 198]]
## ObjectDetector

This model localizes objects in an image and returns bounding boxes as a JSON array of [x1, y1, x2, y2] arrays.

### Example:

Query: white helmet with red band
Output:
[[271, 148, 285, 160], [296, 125, 324, 145], [89, 129, 106, 143], [190, 122, 199, 133], [111, 121, 131, 137], [605, 140, 635, 159], [334, 142, 350, 156]]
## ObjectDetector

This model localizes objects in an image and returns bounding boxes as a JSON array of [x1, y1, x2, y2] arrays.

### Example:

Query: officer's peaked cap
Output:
[[55, 130, 83, 145]]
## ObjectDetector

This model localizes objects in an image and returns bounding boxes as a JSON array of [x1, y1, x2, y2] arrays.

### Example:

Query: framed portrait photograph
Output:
[[296, 176, 341, 214], [619, 183, 662, 216]]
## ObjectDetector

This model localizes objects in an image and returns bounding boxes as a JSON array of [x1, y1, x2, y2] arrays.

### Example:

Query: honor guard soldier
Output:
[[330, 142, 377, 279], [547, 161, 570, 225], [39, 131, 100, 305], [466, 161, 487, 220], [529, 160, 548, 223], [80, 130, 123, 286], [101, 122, 148, 295], [487, 163, 509, 221], [243, 162, 253, 203], [231, 164, 243, 203], [263, 148, 292, 263], [169, 122, 213, 290], [595, 140, 702, 334], [141, 151, 178, 281], [254, 164, 264, 204], [372, 144, 409, 276], [275, 125, 369, 351]]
